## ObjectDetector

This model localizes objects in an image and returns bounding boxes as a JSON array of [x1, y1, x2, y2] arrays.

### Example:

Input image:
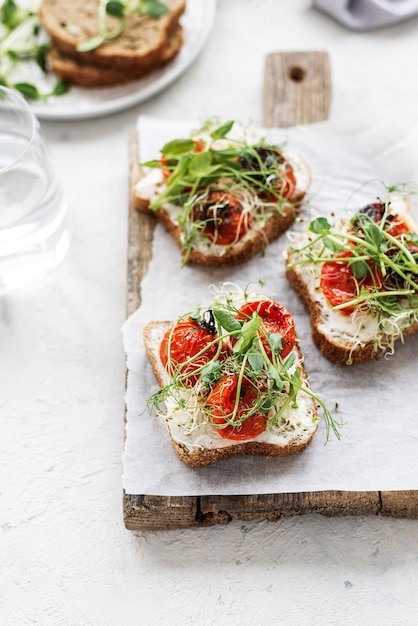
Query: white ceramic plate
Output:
[[30, 0, 216, 121]]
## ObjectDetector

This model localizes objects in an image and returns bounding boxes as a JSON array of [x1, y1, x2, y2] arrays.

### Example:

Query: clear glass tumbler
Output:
[[0, 86, 70, 291]]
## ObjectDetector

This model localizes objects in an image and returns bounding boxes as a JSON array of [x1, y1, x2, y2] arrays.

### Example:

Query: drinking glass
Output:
[[0, 86, 70, 291]]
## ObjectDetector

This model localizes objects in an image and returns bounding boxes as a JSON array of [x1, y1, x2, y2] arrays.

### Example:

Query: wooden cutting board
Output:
[[124, 51, 418, 530]]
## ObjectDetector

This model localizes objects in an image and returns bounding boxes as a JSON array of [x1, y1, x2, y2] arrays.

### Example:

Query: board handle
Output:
[[264, 50, 331, 127]]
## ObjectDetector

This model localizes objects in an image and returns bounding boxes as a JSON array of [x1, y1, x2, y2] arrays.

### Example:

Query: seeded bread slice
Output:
[[39, 0, 185, 70], [143, 321, 319, 467], [48, 25, 184, 87], [139, 203, 299, 267]]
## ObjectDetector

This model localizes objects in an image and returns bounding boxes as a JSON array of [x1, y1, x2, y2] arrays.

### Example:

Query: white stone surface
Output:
[[2, 1, 418, 624]]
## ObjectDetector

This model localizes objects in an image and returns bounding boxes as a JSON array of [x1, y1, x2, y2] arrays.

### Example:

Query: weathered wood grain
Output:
[[199, 491, 381, 524], [123, 51, 418, 530], [127, 133, 156, 317], [124, 495, 200, 531], [264, 50, 331, 128], [380, 491, 418, 518]]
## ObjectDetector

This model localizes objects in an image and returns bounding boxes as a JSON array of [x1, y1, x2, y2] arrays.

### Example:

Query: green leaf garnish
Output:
[[106, 1, 125, 17], [210, 120, 234, 140], [51, 80, 70, 97], [351, 259, 370, 279], [212, 308, 242, 333], [309, 216, 331, 235], [188, 152, 213, 177], [267, 332, 283, 355], [13, 81, 39, 99], [247, 351, 265, 373], [0, 0, 20, 30], [280, 352, 296, 373], [140, 0, 169, 18], [200, 360, 222, 385], [35, 44, 49, 72], [161, 138, 196, 156], [189, 305, 202, 322], [363, 220, 384, 250], [233, 313, 262, 354], [322, 235, 343, 253], [266, 365, 284, 391]]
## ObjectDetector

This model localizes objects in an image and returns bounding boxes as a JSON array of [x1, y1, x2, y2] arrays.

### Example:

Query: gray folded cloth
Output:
[[312, 0, 418, 30]]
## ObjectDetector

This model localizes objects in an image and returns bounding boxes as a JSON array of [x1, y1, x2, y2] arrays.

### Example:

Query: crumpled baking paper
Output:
[[122, 113, 418, 496]]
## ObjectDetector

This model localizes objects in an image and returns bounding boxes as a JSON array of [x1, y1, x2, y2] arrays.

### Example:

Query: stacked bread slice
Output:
[[39, 0, 186, 87]]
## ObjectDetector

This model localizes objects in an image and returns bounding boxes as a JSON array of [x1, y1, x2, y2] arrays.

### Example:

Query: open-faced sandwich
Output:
[[133, 119, 311, 266], [143, 286, 340, 467], [286, 189, 418, 365]]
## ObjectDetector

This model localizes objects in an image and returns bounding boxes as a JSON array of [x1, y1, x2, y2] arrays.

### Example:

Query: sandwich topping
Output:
[[76, 0, 169, 53], [287, 191, 418, 356], [137, 119, 308, 263], [147, 287, 341, 449]]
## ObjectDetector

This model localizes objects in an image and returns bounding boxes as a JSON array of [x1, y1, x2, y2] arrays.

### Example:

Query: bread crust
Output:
[[142, 320, 318, 467], [170, 435, 315, 468], [149, 204, 298, 267], [286, 254, 418, 365], [47, 26, 184, 87], [39, 0, 185, 70]]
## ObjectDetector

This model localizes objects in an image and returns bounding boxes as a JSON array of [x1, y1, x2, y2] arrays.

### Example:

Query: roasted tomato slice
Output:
[[236, 299, 296, 359], [271, 159, 297, 201], [320, 251, 382, 315], [385, 215, 410, 237], [159, 316, 218, 386], [320, 253, 358, 314], [206, 374, 266, 440], [193, 190, 250, 245]]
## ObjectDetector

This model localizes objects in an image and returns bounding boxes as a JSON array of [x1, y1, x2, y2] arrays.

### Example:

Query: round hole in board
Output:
[[289, 66, 306, 82]]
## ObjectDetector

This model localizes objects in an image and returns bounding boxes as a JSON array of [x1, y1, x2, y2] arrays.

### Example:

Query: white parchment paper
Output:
[[122, 113, 418, 496]]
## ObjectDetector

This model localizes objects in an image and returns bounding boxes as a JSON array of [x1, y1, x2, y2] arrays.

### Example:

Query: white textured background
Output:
[[2, 1, 418, 624]]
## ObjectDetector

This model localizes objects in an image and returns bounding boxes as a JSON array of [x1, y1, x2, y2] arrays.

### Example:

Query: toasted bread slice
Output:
[[39, 0, 185, 70], [142, 317, 319, 467], [138, 201, 299, 267], [286, 195, 418, 364], [133, 120, 311, 266], [47, 25, 184, 87]]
